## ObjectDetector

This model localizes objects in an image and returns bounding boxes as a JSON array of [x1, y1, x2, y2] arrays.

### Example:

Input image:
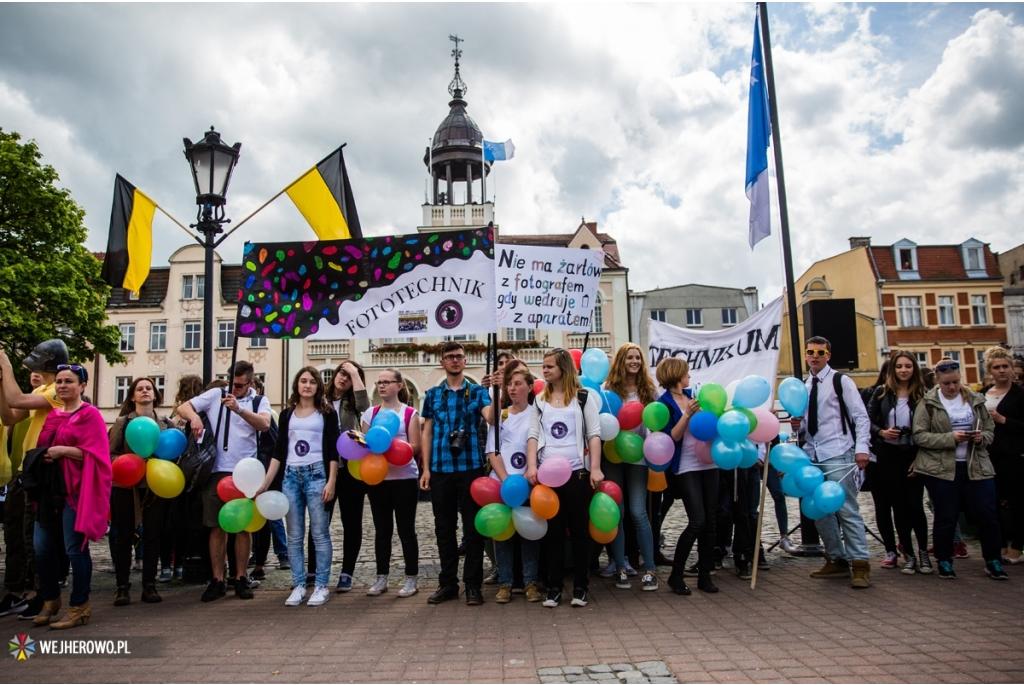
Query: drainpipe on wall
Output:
[[865, 246, 889, 362]]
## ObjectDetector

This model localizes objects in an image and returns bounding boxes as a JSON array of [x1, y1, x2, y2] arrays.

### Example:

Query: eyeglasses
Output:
[[804, 349, 829, 358], [376, 380, 398, 386], [935, 362, 960, 373], [232, 382, 250, 390], [443, 354, 466, 362], [56, 364, 85, 372]]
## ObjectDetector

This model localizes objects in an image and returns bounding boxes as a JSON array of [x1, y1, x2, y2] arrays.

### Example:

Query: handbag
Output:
[[178, 410, 219, 493]]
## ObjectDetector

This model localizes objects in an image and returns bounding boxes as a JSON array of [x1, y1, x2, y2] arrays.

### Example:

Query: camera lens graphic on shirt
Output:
[[550, 422, 568, 439], [510, 452, 526, 469], [295, 440, 310, 457]]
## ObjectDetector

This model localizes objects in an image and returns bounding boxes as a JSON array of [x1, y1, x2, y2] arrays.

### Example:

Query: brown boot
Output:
[[141, 582, 162, 604], [33, 598, 62, 626], [494, 585, 512, 603], [50, 602, 91, 630], [850, 560, 871, 588], [114, 584, 131, 606], [809, 554, 850, 579], [524, 583, 542, 603]]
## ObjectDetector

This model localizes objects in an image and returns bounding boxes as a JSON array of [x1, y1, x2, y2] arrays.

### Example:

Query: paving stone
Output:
[[641, 666, 671, 677], [563, 666, 585, 675], [635, 662, 665, 671], [540, 677, 568, 683], [611, 663, 636, 672], [590, 673, 617, 680], [539, 668, 565, 676], [565, 676, 588, 683], [650, 678, 678, 684], [587, 664, 613, 673]]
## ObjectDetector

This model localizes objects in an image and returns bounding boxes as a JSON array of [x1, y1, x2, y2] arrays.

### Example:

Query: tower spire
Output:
[[448, 34, 467, 100]]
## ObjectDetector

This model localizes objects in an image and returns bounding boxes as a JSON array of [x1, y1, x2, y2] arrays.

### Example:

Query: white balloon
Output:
[[599, 413, 621, 441], [255, 490, 289, 520], [511, 506, 548, 541], [233, 458, 266, 499], [725, 380, 740, 410]]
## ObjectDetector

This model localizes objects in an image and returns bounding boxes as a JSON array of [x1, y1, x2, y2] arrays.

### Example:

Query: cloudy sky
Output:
[[1, 3, 1023, 301]]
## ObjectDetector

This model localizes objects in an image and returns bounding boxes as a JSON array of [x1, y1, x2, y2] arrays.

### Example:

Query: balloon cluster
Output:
[[337, 409, 414, 486], [685, 376, 782, 470], [472, 474, 550, 542], [111, 417, 188, 499], [770, 443, 844, 519], [588, 481, 622, 543], [216, 457, 291, 533]]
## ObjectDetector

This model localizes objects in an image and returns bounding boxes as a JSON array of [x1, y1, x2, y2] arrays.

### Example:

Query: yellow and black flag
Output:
[[100, 174, 155, 296], [285, 145, 362, 240]]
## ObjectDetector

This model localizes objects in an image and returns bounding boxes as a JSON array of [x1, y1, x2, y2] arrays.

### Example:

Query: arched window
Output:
[[590, 292, 603, 333]]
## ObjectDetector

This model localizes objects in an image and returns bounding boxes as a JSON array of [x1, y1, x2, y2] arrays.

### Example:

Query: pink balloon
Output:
[[749, 409, 781, 443], [695, 439, 714, 465], [642, 432, 675, 466], [337, 431, 370, 461], [537, 457, 572, 488]]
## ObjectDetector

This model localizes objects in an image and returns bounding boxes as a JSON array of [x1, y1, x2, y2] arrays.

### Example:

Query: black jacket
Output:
[[980, 383, 1024, 460], [867, 385, 921, 450], [272, 406, 341, 479]]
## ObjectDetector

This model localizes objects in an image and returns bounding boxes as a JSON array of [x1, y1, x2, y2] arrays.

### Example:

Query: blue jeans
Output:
[[496, 535, 539, 586], [35, 503, 92, 606], [603, 460, 656, 571], [766, 464, 788, 533], [924, 462, 1002, 563], [282, 462, 333, 588], [813, 449, 869, 562]]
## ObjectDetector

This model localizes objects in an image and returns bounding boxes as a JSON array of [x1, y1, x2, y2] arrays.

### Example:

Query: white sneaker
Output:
[[398, 576, 418, 597], [367, 574, 389, 596], [307, 586, 330, 606], [285, 586, 307, 606]]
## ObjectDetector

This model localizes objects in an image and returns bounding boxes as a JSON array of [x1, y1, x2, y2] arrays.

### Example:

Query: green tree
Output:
[[0, 128, 123, 385]]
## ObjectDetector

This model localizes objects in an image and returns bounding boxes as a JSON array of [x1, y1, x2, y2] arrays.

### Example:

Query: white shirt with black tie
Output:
[[799, 365, 871, 462]]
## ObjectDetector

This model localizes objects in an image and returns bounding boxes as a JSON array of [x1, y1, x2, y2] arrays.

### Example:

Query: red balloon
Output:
[[216, 475, 246, 503], [112, 454, 147, 487], [383, 439, 414, 466], [596, 480, 623, 505], [470, 477, 503, 507], [533, 378, 546, 396], [618, 401, 644, 431], [569, 349, 583, 371]]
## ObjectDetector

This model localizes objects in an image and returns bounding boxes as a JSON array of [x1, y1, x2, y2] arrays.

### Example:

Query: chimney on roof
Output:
[[849, 237, 871, 250]]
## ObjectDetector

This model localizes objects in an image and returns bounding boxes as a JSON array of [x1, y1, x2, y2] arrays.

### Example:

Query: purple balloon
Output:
[[643, 432, 675, 466], [537, 457, 572, 488], [337, 430, 370, 461]]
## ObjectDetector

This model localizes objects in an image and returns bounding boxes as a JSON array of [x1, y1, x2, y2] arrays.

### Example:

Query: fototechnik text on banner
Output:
[[647, 296, 784, 394]]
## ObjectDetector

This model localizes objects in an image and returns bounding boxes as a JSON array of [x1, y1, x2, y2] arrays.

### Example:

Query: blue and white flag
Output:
[[746, 15, 771, 250], [483, 139, 516, 162]]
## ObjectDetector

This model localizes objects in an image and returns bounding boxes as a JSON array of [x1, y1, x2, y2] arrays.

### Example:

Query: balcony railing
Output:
[[566, 332, 611, 351], [307, 340, 349, 358]]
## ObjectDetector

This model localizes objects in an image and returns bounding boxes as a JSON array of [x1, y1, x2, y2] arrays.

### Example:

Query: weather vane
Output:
[[448, 34, 467, 98]]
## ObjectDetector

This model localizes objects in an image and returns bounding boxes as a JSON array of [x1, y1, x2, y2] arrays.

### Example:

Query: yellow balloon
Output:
[[245, 506, 267, 533], [493, 519, 516, 541], [347, 458, 364, 481], [146, 459, 185, 499], [604, 440, 622, 464]]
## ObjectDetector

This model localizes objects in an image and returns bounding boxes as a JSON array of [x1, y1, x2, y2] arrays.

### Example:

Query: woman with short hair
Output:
[[981, 346, 1024, 564]]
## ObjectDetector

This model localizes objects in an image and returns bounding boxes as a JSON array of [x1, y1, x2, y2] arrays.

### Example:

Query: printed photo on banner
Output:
[[494, 243, 604, 332], [647, 296, 784, 396]]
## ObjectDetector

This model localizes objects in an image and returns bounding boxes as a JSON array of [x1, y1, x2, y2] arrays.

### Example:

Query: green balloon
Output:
[[589, 492, 621, 532], [218, 498, 254, 534], [125, 416, 161, 458], [615, 431, 645, 464], [642, 402, 670, 432], [698, 383, 728, 417], [733, 407, 757, 433], [475, 503, 512, 538]]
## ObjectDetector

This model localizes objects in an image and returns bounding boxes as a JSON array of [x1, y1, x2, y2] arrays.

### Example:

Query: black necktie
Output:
[[807, 377, 820, 437]]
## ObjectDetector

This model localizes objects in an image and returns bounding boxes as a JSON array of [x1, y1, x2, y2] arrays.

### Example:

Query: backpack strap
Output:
[[832, 372, 855, 438], [403, 405, 415, 432]]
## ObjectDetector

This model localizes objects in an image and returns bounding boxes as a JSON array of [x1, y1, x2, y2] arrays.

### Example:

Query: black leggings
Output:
[[993, 453, 1024, 552], [875, 444, 928, 556], [866, 461, 898, 554], [544, 470, 592, 591], [336, 462, 368, 576], [668, 469, 719, 574], [111, 486, 165, 586], [367, 478, 420, 576]]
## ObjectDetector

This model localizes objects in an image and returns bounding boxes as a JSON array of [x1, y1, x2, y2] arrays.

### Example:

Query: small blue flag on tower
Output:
[[483, 139, 516, 162], [746, 14, 771, 250]]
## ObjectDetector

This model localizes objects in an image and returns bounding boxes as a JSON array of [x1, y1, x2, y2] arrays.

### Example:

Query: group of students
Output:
[[2, 334, 1022, 630]]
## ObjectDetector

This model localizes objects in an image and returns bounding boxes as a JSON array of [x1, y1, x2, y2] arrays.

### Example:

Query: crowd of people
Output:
[[1, 334, 1022, 629]]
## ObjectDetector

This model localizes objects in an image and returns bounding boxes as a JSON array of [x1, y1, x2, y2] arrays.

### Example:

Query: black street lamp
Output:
[[183, 126, 242, 385]]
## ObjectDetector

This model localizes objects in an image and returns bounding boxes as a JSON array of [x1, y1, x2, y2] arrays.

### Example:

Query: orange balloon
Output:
[[589, 521, 617, 545], [360, 454, 389, 486], [493, 519, 516, 541], [347, 458, 364, 481], [530, 484, 560, 520], [647, 470, 668, 492]]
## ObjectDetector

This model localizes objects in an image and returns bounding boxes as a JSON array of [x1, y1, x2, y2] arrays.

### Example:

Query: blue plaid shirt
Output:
[[422, 380, 491, 473]]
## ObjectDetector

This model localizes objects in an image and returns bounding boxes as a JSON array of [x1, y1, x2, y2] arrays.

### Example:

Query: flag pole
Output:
[[481, 143, 487, 204]]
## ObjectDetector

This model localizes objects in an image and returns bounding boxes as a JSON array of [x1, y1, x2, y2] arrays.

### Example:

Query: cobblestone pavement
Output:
[[5, 492, 1024, 683]]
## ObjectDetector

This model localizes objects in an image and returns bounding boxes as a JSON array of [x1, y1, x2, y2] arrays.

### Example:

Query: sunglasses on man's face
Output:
[[805, 349, 829, 358], [232, 382, 250, 390], [935, 362, 960, 373]]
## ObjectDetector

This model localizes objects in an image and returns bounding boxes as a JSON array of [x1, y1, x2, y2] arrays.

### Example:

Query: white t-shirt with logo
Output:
[[189, 388, 272, 473], [361, 404, 419, 481], [939, 393, 974, 462], [486, 408, 531, 482], [538, 404, 582, 471], [287, 412, 325, 467]]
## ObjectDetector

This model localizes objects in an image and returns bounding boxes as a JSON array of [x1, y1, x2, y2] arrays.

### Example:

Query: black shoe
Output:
[[427, 585, 460, 604], [457, 540, 468, 556], [543, 588, 562, 608], [114, 584, 132, 606], [987, 560, 1009, 580], [141, 583, 162, 604], [571, 587, 588, 607], [0, 593, 29, 617], [757, 550, 770, 570], [698, 571, 719, 593], [201, 579, 226, 603], [248, 557, 256, 568], [465, 587, 484, 605], [667, 573, 691, 596], [16, 594, 44, 620], [683, 564, 712, 578], [234, 577, 255, 599], [251, 568, 266, 581], [277, 556, 291, 570], [735, 560, 752, 580]]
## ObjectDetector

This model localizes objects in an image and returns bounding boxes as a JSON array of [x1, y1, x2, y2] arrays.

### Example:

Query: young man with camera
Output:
[[420, 342, 493, 605]]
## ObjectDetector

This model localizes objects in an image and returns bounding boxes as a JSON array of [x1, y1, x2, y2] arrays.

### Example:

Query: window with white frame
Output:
[[115, 376, 132, 406], [897, 296, 923, 327], [183, 321, 201, 350], [119, 323, 135, 352], [937, 296, 955, 326], [722, 308, 738, 326], [943, 351, 961, 364], [686, 309, 702, 327], [505, 328, 535, 342], [182, 275, 206, 300], [149, 322, 167, 351], [128, 290, 139, 301], [442, 334, 477, 342], [650, 310, 666, 322], [150, 376, 165, 405], [971, 295, 988, 324], [898, 248, 916, 271], [913, 352, 928, 366], [965, 247, 982, 271], [217, 321, 235, 349], [321, 369, 334, 386], [590, 293, 603, 333], [248, 336, 267, 349]]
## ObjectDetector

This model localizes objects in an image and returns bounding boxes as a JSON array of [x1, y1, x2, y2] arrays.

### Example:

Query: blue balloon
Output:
[[371, 408, 401, 438], [647, 458, 672, 473], [582, 377, 606, 412], [154, 429, 188, 461], [365, 426, 393, 454], [602, 390, 623, 418], [733, 375, 771, 409], [738, 439, 759, 469], [717, 410, 751, 443], [778, 432, 791, 443], [689, 412, 718, 442], [801, 494, 826, 520], [580, 349, 610, 384], [500, 474, 531, 508], [778, 377, 809, 418], [814, 481, 846, 514], [781, 471, 805, 498], [770, 443, 811, 473], [711, 438, 743, 470], [794, 465, 824, 495]]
